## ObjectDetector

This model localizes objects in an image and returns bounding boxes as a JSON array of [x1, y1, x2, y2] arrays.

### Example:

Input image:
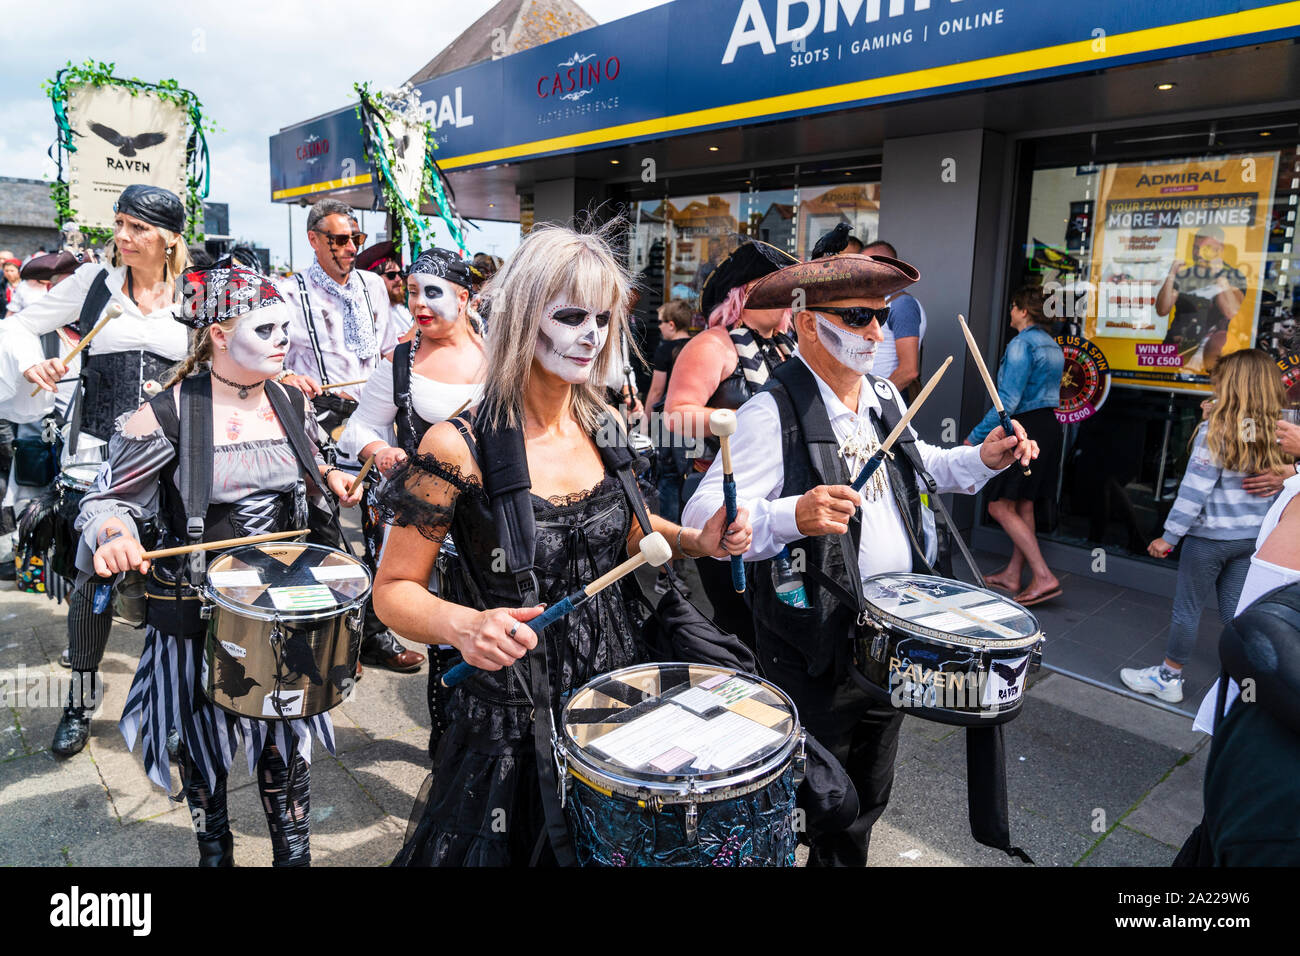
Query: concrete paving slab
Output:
[[1026, 673, 1203, 753], [334, 661, 429, 742], [1123, 744, 1209, 849], [1081, 824, 1179, 866], [1067, 614, 1168, 661], [0, 749, 116, 865], [66, 807, 197, 867], [336, 731, 429, 819]]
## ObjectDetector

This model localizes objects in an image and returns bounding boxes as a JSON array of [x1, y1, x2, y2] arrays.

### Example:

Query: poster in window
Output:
[[1082, 153, 1277, 393]]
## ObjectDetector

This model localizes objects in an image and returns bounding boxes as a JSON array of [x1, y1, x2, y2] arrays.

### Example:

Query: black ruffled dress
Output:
[[379, 436, 645, 866]]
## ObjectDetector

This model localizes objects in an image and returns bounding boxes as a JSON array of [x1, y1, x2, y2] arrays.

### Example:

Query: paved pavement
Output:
[[0, 557, 1208, 866]]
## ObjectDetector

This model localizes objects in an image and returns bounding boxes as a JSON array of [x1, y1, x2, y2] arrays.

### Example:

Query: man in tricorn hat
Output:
[[682, 252, 1037, 866]]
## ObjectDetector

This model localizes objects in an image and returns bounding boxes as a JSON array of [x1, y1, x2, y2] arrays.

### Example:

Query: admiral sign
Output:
[[269, 0, 1300, 201]]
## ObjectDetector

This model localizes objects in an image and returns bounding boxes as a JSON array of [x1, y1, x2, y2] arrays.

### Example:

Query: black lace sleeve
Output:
[[375, 453, 482, 544]]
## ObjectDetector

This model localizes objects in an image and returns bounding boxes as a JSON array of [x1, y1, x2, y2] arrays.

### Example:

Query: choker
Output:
[[210, 368, 264, 400]]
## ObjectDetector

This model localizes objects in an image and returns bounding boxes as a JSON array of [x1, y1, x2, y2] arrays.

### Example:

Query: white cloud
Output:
[[4, 0, 668, 263]]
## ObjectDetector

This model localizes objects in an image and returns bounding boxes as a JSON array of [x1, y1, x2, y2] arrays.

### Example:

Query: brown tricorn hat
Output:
[[744, 253, 919, 310]]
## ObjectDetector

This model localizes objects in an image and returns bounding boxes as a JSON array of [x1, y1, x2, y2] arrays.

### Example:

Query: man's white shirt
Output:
[[680, 351, 1000, 585]]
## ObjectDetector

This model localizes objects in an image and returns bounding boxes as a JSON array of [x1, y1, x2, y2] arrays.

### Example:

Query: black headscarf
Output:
[[410, 247, 480, 291], [114, 184, 186, 234]]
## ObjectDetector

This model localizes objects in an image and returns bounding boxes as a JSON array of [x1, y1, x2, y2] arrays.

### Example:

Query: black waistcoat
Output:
[[391, 339, 433, 456], [747, 359, 938, 678]]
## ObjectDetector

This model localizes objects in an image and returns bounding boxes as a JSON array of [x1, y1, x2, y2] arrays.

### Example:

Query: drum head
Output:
[[862, 572, 1039, 647], [205, 542, 371, 621], [561, 662, 799, 798], [59, 463, 102, 490]]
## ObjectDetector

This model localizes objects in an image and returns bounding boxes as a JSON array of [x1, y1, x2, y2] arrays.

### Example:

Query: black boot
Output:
[[51, 671, 98, 757], [197, 831, 234, 867]]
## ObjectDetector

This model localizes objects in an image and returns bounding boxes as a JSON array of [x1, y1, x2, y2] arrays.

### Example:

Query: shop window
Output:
[[1007, 135, 1300, 561]]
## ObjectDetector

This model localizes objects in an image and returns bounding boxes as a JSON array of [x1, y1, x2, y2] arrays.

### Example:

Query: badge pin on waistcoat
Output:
[[840, 418, 888, 502]]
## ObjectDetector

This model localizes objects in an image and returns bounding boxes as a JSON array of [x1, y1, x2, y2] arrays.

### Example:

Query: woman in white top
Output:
[[338, 248, 485, 691], [1193, 417, 1300, 733], [7, 185, 192, 759]]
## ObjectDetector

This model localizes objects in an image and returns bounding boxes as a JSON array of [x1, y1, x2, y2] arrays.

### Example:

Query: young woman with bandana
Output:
[[74, 265, 361, 866], [338, 248, 486, 723], [8, 185, 192, 757], [664, 238, 798, 648], [371, 224, 753, 866]]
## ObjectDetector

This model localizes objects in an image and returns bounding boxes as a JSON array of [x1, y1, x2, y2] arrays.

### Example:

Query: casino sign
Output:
[[1278, 351, 1300, 406], [1056, 334, 1110, 424]]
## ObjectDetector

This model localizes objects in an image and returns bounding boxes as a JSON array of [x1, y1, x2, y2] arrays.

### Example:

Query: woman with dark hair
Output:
[[77, 265, 360, 865], [969, 285, 1066, 606], [9, 184, 193, 756]]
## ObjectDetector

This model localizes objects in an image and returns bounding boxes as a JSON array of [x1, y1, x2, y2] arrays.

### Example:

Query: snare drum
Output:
[[200, 542, 371, 719], [51, 462, 103, 580], [558, 662, 805, 867], [852, 573, 1044, 726]]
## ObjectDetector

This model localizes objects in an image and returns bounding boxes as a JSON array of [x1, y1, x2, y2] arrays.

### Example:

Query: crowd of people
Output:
[[1, 184, 1298, 867]]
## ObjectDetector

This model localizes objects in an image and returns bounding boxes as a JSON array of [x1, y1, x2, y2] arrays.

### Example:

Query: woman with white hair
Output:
[[9, 184, 192, 758], [373, 223, 752, 866]]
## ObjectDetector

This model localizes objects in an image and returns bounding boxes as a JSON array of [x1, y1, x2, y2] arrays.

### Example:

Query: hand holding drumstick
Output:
[[27, 304, 124, 395]]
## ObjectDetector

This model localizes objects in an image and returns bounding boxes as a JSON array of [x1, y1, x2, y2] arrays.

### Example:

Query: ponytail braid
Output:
[[163, 320, 235, 389]]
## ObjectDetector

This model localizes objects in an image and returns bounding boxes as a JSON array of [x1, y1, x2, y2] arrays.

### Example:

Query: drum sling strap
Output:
[[778, 363, 1032, 864], [65, 270, 113, 458], [471, 407, 650, 866]]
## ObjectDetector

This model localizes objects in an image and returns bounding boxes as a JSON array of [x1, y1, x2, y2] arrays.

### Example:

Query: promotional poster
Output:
[[1083, 153, 1278, 392]]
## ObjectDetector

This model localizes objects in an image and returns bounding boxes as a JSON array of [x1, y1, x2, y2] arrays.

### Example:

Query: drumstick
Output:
[[851, 356, 953, 492], [140, 529, 309, 561], [347, 456, 376, 497], [958, 315, 1030, 476], [442, 532, 674, 688], [319, 377, 368, 392], [709, 409, 745, 593], [31, 303, 122, 396]]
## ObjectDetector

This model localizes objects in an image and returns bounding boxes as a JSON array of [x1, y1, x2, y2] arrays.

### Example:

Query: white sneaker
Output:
[[1120, 665, 1184, 703]]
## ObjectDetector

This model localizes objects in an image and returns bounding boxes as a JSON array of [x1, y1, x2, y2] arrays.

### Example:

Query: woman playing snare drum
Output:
[[74, 265, 361, 867], [372, 223, 752, 866]]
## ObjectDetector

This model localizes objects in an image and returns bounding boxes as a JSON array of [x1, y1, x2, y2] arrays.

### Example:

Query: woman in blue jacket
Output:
[[969, 286, 1065, 606]]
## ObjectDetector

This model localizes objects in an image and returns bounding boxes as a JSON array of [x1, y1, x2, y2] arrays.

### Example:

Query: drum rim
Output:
[[860, 572, 1042, 649], [203, 541, 372, 622], [558, 661, 802, 801]]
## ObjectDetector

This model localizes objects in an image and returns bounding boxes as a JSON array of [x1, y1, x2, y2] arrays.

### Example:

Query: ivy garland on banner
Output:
[[43, 60, 214, 245], [354, 82, 469, 258]]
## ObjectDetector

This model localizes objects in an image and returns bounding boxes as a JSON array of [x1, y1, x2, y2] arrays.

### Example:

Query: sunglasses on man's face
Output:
[[815, 305, 890, 327], [315, 230, 366, 249], [382, 270, 404, 280]]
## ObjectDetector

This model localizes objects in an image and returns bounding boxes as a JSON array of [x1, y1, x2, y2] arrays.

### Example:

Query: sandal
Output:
[[1014, 582, 1062, 607]]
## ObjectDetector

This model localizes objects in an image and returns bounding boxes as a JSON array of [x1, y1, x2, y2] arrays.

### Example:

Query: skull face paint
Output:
[[228, 302, 292, 376], [407, 272, 462, 331], [814, 312, 876, 375], [534, 301, 611, 383]]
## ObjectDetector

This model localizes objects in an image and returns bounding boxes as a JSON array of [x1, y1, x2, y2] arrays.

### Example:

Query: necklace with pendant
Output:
[[839, 414, 888, 502], [211, 368, 263, 400]]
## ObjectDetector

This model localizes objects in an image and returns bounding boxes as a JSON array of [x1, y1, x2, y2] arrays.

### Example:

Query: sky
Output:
[[0, 0, 670, 266]]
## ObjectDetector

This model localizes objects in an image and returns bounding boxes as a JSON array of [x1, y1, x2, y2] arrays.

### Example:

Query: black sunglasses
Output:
[[815, 305, 890, 327], [315, 230, 367, 249], [382, 269, 404, 280]]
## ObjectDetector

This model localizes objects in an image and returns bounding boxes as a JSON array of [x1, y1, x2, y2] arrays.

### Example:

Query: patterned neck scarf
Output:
[[307, 258, 378, 361]]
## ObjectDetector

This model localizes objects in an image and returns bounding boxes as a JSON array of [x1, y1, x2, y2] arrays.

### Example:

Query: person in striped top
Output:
[[1123, 349, 1295, 703]]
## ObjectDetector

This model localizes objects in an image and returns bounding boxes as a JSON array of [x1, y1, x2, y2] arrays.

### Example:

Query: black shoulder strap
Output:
[[392, 340, 413, 402], [266, 381, 325, 496], [77, 269, 112, 339], [294, 274, 330, 384], [178, 375, 214, 576], [771, 360, 864, 613]]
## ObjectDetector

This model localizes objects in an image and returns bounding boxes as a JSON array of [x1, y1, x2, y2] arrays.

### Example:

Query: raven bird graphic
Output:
[[279, 630, 324, 686], [88, 122, 167, 157], [211, 639, 261, 699], [991, 656, 1030, 685]]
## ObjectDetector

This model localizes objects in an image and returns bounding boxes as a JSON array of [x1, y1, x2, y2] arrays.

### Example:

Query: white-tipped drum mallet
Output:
[[959, 314, 1030, 476], [709, 408, 746, 593], [851, 355, 953, 492], [31, 303, 123, 396], [442, 532, 674, 687]]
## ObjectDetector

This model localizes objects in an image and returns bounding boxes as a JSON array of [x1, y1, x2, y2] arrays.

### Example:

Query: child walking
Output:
[[1122, 349, 1292, 703]]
